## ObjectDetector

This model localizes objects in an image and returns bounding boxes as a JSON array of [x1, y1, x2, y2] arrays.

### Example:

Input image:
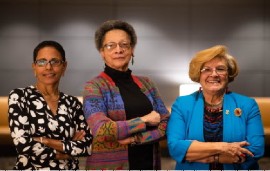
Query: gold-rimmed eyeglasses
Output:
[[103, 42, 131, 51], [200, 66, 228, 75]]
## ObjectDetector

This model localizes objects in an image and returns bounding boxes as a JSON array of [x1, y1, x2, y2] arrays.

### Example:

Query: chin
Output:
[[212, 87, 226, 92], [114, 64, 129, 70]]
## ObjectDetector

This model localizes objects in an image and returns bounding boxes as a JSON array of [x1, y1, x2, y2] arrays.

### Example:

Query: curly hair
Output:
[[94, 20, 137, 50], [189, 45, 239, 83]]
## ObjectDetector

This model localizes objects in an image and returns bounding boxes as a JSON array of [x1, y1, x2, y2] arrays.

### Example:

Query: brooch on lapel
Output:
[[234, 108, 242, 117]]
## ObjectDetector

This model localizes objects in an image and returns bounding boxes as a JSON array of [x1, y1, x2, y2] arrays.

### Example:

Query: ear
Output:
[[99, 49, 106, 61], [62, 62, 67, 76], [32, 63, 37, 77]]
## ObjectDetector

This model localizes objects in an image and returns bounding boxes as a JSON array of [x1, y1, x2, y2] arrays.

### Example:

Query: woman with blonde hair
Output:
[[167, 45, 264, 170]]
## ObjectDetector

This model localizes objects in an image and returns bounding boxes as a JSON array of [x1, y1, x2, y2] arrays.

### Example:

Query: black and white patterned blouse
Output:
[[8, 85, 92, 170]]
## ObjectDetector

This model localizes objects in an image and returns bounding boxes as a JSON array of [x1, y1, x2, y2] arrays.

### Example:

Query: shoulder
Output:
[[174, 91, 200, 104], [226, 92, 255, 103], [85, 75, 103, 84], [8, 86, 35, 106], [9, 86, 34, 97], [9, 88, 24, 95], [62, 93, 82, 104], [85, 73, 112, 88], [171, 91, 200, 112]]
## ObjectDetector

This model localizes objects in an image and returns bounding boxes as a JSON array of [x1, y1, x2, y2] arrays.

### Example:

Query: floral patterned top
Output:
[[8, 85, 92, 170]]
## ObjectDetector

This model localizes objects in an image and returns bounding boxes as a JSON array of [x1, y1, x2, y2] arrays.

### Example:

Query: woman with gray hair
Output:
[[83, 20, 170, 170], [167, 45, 264, 170]]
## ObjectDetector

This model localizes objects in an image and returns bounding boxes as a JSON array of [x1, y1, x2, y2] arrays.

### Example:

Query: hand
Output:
[[218, 153, 246, 164], [220, 141, 254, 157], [33, 136, 45, 144], [33, 137, 39, 142], [193, 156, 215, 163], [140, 111, 160, 126], [55, 151, 71, 160], [72, 130, 86, 141], [118, 136, 135, 145]]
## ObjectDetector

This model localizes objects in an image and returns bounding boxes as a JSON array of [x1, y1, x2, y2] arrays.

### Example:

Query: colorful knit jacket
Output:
[[83, 72, 170, 170]]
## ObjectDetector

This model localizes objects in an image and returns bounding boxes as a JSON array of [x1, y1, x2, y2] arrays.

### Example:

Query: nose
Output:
[[115, 44, 125, 52], [210, 69, 219, 75], [45, 61, 53, 69]]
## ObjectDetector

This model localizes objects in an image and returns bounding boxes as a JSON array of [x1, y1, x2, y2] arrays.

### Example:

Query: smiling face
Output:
[[199, 57, 229, 95], [32, 46, 67, 86], [100, 29, 134, 71]]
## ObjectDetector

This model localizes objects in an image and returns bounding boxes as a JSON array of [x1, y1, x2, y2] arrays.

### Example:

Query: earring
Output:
[[226, 87, 229, 93], [131, 53, 135, 65], [131, 57, 134, 65], [34, 72, 37, 77]]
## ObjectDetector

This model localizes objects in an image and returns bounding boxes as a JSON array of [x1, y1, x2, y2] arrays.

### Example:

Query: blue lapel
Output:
[[188, 92, 205, 141]]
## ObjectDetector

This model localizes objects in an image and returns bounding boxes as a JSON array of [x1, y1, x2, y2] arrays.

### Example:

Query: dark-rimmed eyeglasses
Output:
[[35, 59, 64, 67], [103, 42, 131, 51], [200, 66, 228, 75]]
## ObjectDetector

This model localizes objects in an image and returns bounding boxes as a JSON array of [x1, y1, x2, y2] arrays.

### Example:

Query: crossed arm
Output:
[[34, 130, 87, 160], [184, 140, 253, 164]]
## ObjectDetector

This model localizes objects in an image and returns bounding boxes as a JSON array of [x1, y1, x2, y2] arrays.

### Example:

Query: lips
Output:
[[42, 73, 56, 77], [114, 56, 125, 59], [207, 80, 221, 83]]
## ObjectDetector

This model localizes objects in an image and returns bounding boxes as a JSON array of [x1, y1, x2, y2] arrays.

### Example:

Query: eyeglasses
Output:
[[103, 42, 131, 51], [35, 59, 64, 67], [200, 66, 228, 75]]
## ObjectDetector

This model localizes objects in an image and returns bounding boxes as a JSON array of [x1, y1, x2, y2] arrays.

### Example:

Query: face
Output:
[[199, 57, 228, 94], [100, 29, 134, 71], [32, 46, 67, 86]]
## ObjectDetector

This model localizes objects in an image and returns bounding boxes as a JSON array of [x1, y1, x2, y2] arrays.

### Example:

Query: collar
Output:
[[99, 72, 143, 88]]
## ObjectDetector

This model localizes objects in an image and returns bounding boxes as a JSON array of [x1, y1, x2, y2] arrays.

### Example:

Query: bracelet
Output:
[[40, 137, 43, 143]]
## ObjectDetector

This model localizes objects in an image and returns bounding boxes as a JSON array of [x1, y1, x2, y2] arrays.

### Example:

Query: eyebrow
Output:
[[203, 65, 227, 68], [106, 41, 130, 43], [36, 57, 61, 60]]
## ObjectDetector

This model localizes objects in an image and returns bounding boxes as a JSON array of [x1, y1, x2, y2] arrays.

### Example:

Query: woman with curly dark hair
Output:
[[83, 20, 170, 170]]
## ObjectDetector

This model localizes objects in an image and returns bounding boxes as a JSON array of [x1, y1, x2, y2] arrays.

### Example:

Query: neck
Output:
[[105, 63, 129, 72], [205, 98, 223, 107], [203, 90, 225, 107], [35, 84, 59, 101]]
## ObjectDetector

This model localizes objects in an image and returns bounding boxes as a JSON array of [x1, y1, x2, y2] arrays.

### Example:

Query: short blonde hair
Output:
[[189, 45, 239, 83]]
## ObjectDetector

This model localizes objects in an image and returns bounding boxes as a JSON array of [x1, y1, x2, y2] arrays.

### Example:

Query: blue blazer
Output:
[[167, 91, 265, 170]]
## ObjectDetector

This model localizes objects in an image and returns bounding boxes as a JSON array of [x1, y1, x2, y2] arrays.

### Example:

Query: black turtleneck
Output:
[[104, 65, 154, 170]]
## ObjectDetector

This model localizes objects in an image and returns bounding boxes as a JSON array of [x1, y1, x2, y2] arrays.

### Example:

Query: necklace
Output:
[[204, 97, 223, 113], [205, 99, 223, 107], [205, 105, 223, 113], [35, 85, 60, 102], [204, 94, 224, 108]]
